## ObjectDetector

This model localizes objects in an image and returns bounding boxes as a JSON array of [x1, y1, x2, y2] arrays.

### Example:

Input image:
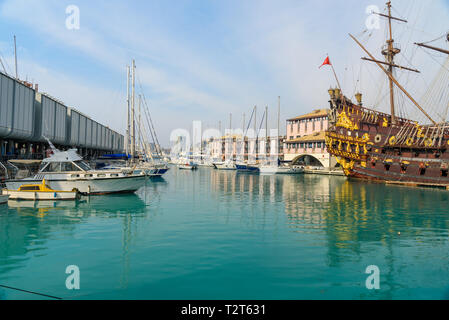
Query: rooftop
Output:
[[286, 131, 326, 143], [287, 109, 329, 121]]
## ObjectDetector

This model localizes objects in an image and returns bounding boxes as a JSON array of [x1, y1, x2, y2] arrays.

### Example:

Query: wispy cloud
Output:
[[1, 0, 448, 145]]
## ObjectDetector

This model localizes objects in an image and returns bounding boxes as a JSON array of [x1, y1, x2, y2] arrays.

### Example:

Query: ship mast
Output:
[[354, 1, 429, 124], [370, 1, 409, 124], [385, 1, 398, 124]]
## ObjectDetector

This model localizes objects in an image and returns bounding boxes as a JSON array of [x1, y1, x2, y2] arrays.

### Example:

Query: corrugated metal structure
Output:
[[40, 94, 67, 144], [0, 71, 124, 159], [0, 72, 35, 140]]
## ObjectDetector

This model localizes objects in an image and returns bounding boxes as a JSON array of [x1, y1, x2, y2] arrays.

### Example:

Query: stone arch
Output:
[[291, 154, 326, 167]]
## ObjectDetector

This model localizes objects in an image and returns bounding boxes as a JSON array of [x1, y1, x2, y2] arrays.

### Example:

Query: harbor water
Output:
[[1, 168, 449, 300]]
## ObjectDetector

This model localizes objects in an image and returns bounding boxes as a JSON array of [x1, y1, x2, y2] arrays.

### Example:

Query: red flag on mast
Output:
[[319, 56, 331, 69]]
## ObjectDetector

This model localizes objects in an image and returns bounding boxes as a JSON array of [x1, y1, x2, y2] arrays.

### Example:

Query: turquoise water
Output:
[[1, 168, 449, 300]]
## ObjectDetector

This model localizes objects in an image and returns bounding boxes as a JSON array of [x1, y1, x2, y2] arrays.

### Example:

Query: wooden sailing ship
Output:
[[325, 1, 449, 188]]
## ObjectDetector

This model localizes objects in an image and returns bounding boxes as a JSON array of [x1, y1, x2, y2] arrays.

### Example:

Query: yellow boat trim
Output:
[[11, 179, 76, 193]]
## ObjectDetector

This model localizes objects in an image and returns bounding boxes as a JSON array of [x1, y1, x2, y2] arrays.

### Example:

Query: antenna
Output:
[[14, 35, 18, 79]]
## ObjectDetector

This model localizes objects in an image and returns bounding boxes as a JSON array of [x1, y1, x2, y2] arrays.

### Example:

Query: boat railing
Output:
[[0, 161, 8, 180]]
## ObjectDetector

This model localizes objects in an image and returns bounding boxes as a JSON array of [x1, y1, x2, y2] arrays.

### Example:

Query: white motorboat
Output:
[[178, 162, 198, 170], [0, 194, 9, 204], [213, 161, 237, 170], [259, 165, 305, 175], [5, 149, 146, 195]]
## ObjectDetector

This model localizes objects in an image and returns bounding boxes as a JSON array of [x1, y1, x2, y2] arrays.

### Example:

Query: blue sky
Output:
[[0, 0, 448, 146]]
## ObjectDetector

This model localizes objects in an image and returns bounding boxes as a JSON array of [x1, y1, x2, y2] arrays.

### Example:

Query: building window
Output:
[[300, 143, 304, 149]]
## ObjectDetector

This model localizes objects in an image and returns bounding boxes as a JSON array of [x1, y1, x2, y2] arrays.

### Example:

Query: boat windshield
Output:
[[39, 161, 91, 172], [74, 161, 91, 171]]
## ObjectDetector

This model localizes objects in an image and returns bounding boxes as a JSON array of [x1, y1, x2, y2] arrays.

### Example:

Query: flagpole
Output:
[[320, 56, 343, 95], [330, 64, 342, 92]]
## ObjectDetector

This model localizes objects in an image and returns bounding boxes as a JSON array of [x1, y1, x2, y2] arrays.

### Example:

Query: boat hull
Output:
[[3, 190, 78, 201], [5, 175, 147, 195], [213, 163, 237, 170], [259, 167, 304, 175], [0, 194, 9, 204], [178, 165, 197, 170], [325, 95, 449, 189], [236, 164, 259, 172]]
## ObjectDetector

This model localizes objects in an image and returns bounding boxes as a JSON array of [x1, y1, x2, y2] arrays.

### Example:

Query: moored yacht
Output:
[[5, 149, 146, 195], [259, 165, 305, 175], [213, 160, 237, 170], [236, 163, 260, 173]]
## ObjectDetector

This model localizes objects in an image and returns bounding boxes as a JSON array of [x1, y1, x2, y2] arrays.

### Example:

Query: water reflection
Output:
[[204, 169, 449, 298], [0, 194, 147, 283], [1, 168, 449, 299]]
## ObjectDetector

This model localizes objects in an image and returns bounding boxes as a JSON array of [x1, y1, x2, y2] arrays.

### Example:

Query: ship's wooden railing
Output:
[[331, 96, 413, 125]]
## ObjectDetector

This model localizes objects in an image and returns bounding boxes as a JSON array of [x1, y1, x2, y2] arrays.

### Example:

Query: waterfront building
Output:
[[284, 109, 337, 168], [0, 71, 124, 163], [207, 134, 285, 162]]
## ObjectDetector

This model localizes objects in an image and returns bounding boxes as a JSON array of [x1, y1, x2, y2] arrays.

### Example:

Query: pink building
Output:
[[284, 109, 336, 168]]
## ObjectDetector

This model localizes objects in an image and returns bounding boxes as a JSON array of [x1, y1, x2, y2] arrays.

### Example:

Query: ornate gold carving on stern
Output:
[[336, 111, 359, 131], [362, 133, 370, 143], [336, 157, 355, 176]]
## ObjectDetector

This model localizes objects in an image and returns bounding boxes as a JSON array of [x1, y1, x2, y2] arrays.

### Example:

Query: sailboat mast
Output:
[[265, 106, 268, 155], [242, 113, 245, 160], [254, 106, 257, 160], [126, 66, 130, 156], [278, 96, 281, 157], [131, 60, 136, 160], [385, 1, 397, 124], [229, 113, 232, 132], [139, 94, 142, 154]]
